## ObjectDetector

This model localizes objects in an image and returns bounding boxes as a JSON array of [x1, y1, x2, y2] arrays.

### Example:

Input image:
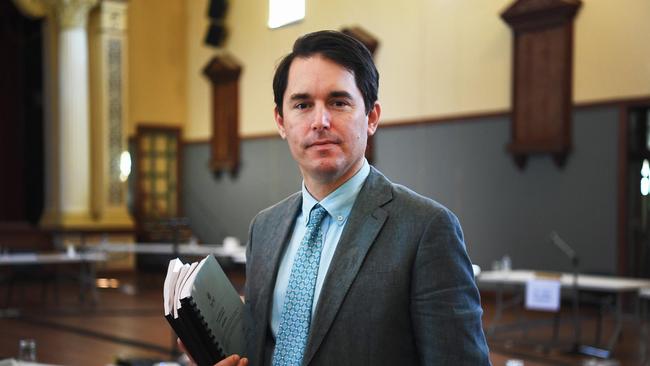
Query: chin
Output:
[[310, 160, 346, 179]]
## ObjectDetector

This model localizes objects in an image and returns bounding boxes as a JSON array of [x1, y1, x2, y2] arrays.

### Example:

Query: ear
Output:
[[274, 106, 287, 139], [367, 101, 381, 136]]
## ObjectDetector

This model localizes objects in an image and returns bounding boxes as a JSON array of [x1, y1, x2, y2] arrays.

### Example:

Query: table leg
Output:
[[78, 261, 98, 305], [605, 292, 624, 353], [88, 261, 98, 305]]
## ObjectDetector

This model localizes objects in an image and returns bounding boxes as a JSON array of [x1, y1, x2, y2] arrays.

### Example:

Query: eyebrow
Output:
[[288, 93, 311, 102], [328, 91, 353, 99], [288, 90, 354, 102]]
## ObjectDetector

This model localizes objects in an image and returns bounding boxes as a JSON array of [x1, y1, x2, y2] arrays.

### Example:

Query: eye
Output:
[[331, 100, 350, 108], [294, 102, 311, 110]]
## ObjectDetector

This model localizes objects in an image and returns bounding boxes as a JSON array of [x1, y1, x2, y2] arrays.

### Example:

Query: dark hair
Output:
[[272, 30, 379, 117]]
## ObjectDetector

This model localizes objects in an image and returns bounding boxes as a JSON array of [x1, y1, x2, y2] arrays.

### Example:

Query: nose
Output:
[[311, 104, 331, 130]]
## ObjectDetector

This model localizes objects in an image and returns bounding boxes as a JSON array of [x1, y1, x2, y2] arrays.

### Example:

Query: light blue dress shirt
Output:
[[270, 159, 371, 338]]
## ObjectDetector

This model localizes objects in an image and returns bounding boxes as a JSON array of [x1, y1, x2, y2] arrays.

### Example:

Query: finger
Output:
[[238, 357, 249, 366], [215, 354, 241, 366]]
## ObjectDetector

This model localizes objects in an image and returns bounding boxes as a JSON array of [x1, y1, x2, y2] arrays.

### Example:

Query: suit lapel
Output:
[[302, 168, 393, 365], [252, 193, 301, 364]]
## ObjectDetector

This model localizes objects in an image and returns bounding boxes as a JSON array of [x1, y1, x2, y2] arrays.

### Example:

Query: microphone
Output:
[[549, 230, 577, 264], [549, 230, 583, 354]]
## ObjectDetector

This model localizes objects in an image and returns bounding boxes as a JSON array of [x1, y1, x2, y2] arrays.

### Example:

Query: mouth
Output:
[[306, 139, 340, 148]]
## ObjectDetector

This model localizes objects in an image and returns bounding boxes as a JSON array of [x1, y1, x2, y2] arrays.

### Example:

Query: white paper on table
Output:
[[525, 278, 561, 312]]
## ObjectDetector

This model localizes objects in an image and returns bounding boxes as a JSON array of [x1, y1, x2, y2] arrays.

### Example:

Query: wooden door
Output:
[[134, 126, 190, 269]]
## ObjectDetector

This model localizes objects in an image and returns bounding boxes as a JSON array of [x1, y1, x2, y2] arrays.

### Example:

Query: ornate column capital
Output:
[[14, 0, 99, 28], [52, 0, 99, 29]]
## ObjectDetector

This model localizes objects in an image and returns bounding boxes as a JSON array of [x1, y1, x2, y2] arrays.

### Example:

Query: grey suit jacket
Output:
[[243, 167, 490, 365]]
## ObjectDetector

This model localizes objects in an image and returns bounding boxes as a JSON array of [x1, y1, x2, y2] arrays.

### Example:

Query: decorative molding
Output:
[[12, 0, 99, 29], [203, 51, 242, 82], [501, 0, 581, 30], [55, 0, 98, 29], [577, 96, 650, 110], [16, 0, 98, 28]]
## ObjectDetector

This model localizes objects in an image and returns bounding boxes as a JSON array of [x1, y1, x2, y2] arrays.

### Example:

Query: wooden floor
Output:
[[0, 268, 648, 366]]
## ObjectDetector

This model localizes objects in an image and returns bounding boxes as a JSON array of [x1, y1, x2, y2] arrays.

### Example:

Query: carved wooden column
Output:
[[501, 0, 582, 169], [341, 26, 380, 164], [203, 53, 242, 176], [88, 0, 133, 229]]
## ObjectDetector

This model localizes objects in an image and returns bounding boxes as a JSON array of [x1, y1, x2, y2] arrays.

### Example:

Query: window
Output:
[[268, 0, 304, 29]]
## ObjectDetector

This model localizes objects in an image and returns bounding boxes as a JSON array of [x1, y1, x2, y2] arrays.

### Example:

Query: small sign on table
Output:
[[525, 278, 561, 312]]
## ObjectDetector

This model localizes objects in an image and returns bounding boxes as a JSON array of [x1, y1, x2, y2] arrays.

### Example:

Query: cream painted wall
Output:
[[574, 0, 650, 102], [127, 0, 187, 137], [186, 0, 215, 141], [184, 0, 650, 139]]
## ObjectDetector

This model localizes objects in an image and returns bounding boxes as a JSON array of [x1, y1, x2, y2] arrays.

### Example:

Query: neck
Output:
[[303, 181, 339, 201], [303, 160, 364, 201]]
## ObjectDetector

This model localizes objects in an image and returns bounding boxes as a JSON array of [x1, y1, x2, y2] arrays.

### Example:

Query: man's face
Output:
[[275, 55, 380, 187]]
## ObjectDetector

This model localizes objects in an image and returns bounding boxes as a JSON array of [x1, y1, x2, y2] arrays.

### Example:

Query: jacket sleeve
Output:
[[410, 208, 491, 365]]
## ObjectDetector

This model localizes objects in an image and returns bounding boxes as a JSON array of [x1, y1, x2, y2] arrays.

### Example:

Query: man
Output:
[[213, 30, 490, 366]]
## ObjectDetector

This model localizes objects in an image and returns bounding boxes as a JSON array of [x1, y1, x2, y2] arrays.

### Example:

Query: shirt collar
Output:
[[301, 159, 370, 227]]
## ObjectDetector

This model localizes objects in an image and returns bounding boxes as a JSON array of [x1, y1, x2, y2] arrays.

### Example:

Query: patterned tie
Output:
[[272, 204, 328, 366]]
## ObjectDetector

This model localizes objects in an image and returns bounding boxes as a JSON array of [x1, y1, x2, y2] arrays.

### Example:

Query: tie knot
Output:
[[308, 204, 327, 227]]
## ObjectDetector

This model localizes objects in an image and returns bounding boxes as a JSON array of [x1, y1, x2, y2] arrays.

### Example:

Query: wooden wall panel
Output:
[[502, 0, 581, 168]]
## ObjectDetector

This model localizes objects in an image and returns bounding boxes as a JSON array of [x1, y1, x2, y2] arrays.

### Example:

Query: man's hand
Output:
[[214, 354, 248, 366], [177, 338, 248, 366]]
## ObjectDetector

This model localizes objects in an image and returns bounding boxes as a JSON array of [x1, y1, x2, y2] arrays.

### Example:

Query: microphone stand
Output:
[[549, 231, 581, 353]]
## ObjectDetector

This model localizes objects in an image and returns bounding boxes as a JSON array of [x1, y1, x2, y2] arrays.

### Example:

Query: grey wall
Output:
[[183, 106, 618, 274], [182, 139, 302, 244]]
